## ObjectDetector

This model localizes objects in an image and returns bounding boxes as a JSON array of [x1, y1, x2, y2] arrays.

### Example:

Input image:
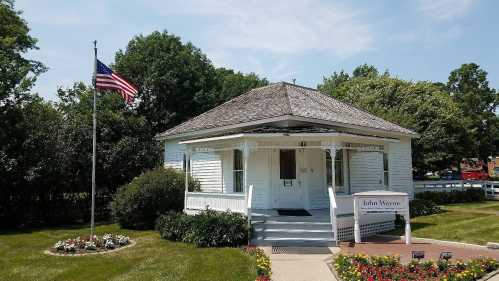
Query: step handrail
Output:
[[328, 187, 338, 242], [247, 185, 253, 226]]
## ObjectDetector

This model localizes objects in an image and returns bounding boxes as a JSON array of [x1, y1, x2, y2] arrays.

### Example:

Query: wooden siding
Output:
[[349, 151, 384, 193], [387, 140, 414, 197]]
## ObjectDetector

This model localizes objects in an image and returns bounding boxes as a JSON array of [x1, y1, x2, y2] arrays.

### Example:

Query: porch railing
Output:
[[328, 187, 338, 243], [414, 180, 499, 199], [185, 192, 247, 213]]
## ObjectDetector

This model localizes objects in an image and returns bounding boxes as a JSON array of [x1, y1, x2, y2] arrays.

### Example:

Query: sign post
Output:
[[353, 191, 411, 244]]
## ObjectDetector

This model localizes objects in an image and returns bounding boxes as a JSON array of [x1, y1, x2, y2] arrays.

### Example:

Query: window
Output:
[[383, 152, 389, 190], [326, 150, 345, 193], [182, 153, 190, 172], [280, 149, 296, 179], [233, 150, 244, 193]]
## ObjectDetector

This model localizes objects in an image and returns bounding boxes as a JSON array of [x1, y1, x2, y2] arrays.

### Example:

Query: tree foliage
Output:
[[319, 65, 468, 172], [447, 63, 499, 160]]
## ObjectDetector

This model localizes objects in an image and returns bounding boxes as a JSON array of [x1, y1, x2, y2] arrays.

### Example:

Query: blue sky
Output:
[[16, 0, 499, 101]]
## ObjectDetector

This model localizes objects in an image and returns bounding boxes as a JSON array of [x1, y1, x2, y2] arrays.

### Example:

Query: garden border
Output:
[[328, 253, 499, 281], [43, 239, 136, 257]]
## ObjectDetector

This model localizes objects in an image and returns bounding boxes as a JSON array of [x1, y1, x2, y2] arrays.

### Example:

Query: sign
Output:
[[358, 196, 406, 214], [352, 191, 411, 245]]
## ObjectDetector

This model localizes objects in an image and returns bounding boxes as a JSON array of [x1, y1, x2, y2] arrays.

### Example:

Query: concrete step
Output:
[[251, 236, 337, 247], [251, 215, 330, 223], [252, 221, 332, 231], [253, 228, 333, 239]]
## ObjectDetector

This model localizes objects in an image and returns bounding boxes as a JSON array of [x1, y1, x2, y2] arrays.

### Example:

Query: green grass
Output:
[[389, 201, 499, 245], [0, 224, 256, 281]]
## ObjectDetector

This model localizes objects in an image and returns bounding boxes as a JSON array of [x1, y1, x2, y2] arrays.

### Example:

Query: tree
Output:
[[0, 0, 46, 101], [113, 31, 219, 135], [319, 71, 467, 173], [352, 64, 379, 78], [56, 83, 160, 195], [214, 68, 268, 102], [447, 63, 499, 160], [317, 71, 349, 95]]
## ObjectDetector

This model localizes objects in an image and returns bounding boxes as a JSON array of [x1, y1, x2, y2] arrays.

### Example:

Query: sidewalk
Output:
[[262, 247, 339, 281]]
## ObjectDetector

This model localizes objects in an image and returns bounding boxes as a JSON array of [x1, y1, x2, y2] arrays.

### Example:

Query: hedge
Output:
[[157, 210, 249, 247], [415, 188, 486, 205]]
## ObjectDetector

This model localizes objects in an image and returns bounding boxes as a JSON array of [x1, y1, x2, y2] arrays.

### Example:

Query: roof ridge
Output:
[[159, 83, 283, 136], [282, 83, 294, 115]]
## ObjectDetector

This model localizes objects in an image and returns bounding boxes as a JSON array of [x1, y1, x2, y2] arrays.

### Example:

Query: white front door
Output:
[[272, 149, 304, 209]]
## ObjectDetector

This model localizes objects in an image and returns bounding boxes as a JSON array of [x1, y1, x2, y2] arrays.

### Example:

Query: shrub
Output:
[[111, 167, 199, 229], [415, 188, 485, 205], [156, 211, 193, 241], [409, 199, 442, 217], [157, 210, 249, 247]]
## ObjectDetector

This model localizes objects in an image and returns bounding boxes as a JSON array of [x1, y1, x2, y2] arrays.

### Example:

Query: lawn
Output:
[[389, 200, 499, 245], [0, 224, 257, 281]]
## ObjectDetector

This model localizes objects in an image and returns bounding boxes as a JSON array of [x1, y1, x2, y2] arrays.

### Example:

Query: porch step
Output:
[[253, 228, 333, 239], [251, 236, 336, 247], [251, 211, 336, 246]]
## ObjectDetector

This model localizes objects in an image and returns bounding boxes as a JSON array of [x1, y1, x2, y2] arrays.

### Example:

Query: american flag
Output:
[[95, 59, 138, 104]]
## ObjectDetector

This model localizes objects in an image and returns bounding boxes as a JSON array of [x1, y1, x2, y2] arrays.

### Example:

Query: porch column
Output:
[[184, 148, 191, 212], [327, 145, 339, 242], [242, 142, 250, 214]]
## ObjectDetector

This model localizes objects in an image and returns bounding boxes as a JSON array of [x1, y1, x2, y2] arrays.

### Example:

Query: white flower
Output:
[[54, 241, 65, 250], [103, 233, 113, 241], [105, 239, 115, 249], [64, 243, 76, 252], [116, 235, 129, 245], [84, 241, 97, 250]]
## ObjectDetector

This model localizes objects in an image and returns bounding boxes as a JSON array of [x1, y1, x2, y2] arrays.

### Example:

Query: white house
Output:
[[157, 82, 418, 246]]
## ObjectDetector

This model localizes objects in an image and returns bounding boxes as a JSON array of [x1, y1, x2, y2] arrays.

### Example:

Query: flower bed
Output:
[[333, 253, 498, 281], [50, 233, 131, 255], [244, 246, 271, 281]]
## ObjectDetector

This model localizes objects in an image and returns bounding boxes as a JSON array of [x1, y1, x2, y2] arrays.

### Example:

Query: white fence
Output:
[[185, 192, 247, 213], [414, 180, 499, 199]]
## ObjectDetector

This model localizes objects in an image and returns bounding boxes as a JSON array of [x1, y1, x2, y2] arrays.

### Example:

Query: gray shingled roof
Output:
[[159, 82, 416, 138]]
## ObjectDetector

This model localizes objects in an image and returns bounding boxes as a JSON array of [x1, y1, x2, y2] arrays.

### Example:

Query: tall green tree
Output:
[[113, 31, 219, 135], [56, 83, 160, 195], [447, 63, 499, 160], [214, 68, 268, 102], [319, 67, 467, 173], [0, 0, 45, 101]]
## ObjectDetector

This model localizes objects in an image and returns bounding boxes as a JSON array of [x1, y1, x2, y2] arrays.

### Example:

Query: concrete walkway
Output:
[[262, 247, 339, 281]]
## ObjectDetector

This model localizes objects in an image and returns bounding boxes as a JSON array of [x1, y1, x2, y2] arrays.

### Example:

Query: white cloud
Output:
[[417, 0, 475, 21], [148, 0, 373, 56]]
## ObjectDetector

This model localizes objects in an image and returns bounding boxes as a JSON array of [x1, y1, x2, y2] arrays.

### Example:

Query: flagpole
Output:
[[91, 40, 97, 239]]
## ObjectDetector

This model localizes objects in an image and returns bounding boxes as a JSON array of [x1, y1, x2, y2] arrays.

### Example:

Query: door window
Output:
[[280, 149, 296, 180], [233, 150, 244, 193]]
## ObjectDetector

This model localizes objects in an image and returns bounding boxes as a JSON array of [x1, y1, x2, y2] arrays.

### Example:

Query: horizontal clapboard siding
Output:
[[191, 153, 223, 193], [164, 141, 185, 170], [388, 140, 413, 197], [350, 151, 383, 193]]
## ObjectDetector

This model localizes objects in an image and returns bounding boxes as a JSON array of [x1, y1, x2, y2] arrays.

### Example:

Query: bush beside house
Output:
[[157, 210, 249, 247], [111, 167, 199, 229]]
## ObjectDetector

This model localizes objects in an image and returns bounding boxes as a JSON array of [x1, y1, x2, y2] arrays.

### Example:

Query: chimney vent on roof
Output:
[[292, 78, 296, 84]]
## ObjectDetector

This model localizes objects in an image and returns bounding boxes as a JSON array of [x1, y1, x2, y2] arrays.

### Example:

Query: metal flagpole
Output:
[[91, 40, 97, 239]]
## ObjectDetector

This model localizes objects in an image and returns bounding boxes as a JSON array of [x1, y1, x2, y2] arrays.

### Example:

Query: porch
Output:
[[175, 129, 411, 245]]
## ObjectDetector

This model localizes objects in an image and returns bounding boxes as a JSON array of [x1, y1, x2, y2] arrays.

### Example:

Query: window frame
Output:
[[325, 149, 347, 194], [383, 152, 389, 190], [233, 149, 244, 193]]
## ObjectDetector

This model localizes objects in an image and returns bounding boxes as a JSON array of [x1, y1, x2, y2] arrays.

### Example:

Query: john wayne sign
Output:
[[358, 196, 406, 214], [352, 190, 411, 244]]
